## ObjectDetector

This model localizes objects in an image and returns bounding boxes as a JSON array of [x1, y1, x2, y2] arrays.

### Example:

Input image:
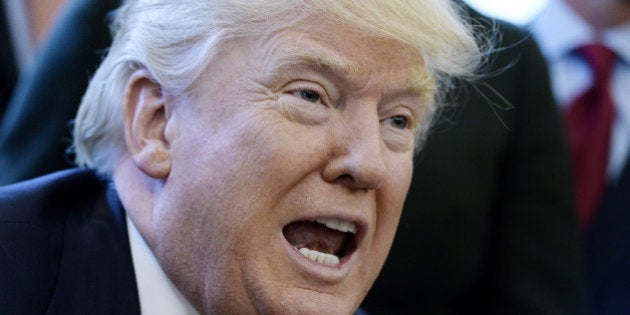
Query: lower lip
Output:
[[281, 233, 355, 283]]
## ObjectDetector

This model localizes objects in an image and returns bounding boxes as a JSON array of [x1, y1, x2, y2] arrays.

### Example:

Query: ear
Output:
[[123, 69, 172, 179]]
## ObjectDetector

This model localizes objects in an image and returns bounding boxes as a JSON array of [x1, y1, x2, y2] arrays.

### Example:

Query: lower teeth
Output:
[[298, 247, 340, 266]]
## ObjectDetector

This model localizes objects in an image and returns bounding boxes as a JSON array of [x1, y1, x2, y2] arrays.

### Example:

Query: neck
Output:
[[563, 0, 630, 31]]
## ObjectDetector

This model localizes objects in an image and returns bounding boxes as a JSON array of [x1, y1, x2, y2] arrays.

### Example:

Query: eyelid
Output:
[[284, 80, 331, 106], [381, 105, 418, 129]]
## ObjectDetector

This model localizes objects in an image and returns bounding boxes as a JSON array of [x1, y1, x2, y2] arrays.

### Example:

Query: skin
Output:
[[114, 19, 430, 314], [563, 0, 630, 30]]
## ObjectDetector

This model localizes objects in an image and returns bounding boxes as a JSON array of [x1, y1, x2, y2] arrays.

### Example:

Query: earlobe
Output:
[[123, 69, 172, 179]]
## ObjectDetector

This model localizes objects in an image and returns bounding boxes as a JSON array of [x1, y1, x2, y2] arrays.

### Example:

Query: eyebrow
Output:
[[404, 69, 436, 97], [267, 50, 358, 79], [268, 49, 435, 97]]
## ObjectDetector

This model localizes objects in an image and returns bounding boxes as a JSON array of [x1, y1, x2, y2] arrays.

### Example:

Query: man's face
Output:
[[145, 20, 427, 314]]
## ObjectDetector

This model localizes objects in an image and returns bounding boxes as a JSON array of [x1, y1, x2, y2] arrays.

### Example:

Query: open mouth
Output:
[[282, 218, 357, 266]]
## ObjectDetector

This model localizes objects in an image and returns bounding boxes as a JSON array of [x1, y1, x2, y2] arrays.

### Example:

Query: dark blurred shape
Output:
[[0, 4, 18, 118], [0, 0, 121, 185]]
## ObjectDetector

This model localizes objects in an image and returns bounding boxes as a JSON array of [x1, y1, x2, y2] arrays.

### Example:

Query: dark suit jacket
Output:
[[362, 11, 588, 315], [586, 144, 630, 313], [0, 168, 140, 314]]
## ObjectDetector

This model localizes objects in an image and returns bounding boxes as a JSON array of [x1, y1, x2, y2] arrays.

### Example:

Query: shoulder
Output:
[[0, 167, 108, 257], [0, 168, 113, 314], [0, 168, 105, 222]]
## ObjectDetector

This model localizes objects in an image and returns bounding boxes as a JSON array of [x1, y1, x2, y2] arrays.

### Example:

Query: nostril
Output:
[[322, 154, 385, 190], [337, 172, 383, 191], [337, 174, 355, 184]]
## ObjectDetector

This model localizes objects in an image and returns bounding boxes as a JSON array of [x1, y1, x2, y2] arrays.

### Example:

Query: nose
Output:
[[322, 109, 386, 190]]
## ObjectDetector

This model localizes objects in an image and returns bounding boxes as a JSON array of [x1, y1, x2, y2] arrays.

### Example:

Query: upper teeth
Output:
[[314, 218, 356, 234]]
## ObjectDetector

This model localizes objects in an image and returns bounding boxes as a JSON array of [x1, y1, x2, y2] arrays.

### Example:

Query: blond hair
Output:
[[73, 0, 486, 175]]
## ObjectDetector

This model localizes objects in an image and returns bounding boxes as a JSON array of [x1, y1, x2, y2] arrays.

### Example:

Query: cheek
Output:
[[164, 108, 327, 242], [375, 154, 414, 248], [383, 153, 414, 207], [225, 116, 329, 197]]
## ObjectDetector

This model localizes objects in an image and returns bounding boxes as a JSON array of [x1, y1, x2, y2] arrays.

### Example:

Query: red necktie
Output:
[[565, 44, 617, 229]]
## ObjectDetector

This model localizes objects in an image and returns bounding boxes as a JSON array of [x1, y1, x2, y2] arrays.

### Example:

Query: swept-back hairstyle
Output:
[[73, 0, 486, 176]]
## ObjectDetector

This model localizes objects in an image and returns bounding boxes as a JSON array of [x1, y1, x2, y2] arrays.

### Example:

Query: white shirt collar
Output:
[[605, 24, 630, 66], [127, 216, 199, 315], [530, 0, 630, 181]]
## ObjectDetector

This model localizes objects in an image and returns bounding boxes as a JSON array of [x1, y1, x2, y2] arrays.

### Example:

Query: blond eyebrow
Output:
[[266, 50, 358, 79], [269, 49, 436, 99], [404, 69, 436, 97]]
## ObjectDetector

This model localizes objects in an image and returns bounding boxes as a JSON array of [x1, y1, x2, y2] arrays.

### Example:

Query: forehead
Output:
[[244, 22, 432, 99]]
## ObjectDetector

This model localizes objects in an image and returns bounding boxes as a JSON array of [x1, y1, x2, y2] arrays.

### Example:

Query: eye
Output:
[[388, 115, 409, 130], [297, 89, 321, 103]]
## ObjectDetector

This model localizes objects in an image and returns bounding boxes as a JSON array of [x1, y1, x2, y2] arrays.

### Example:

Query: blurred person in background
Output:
[[0, 0, 121, 185], [531, 0, 630, 313], [0, 3, 18, 118]]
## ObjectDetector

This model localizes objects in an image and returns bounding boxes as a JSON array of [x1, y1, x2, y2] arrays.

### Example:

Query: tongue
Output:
[[283, 221, 346, 255]]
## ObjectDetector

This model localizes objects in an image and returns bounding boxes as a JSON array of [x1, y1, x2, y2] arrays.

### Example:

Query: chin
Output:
[[237, 272, 365, 315], [266, 288, 360, 315]]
